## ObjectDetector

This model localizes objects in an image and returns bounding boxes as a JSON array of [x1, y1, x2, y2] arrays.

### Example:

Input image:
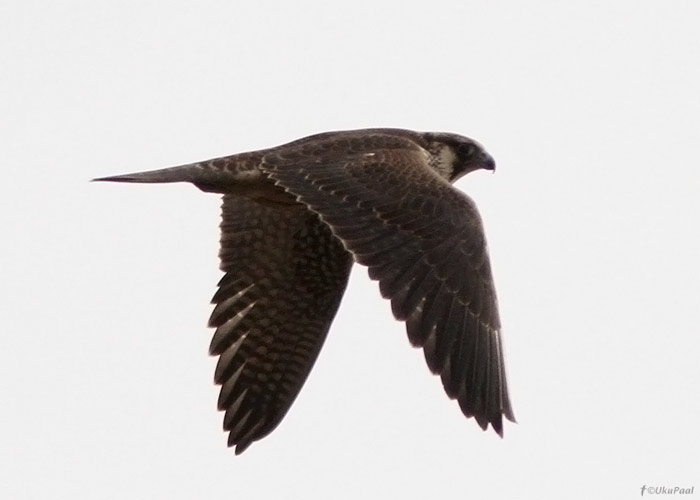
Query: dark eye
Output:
[[458, 143, 475, 158]]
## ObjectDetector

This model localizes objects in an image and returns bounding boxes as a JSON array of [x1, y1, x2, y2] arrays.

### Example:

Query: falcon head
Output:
[[424, 133, 496, 184]]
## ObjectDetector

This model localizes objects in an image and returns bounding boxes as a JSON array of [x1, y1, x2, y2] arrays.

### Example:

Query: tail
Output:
[[93, 162, 208, 184], [92, 158, 249, 193]]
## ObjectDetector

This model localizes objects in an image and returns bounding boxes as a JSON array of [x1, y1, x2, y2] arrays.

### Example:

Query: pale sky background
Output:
[[1, 1, 699, 499]]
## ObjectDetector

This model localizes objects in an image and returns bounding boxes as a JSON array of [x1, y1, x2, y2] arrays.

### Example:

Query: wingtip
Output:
[[491, 407, 517, 438], [232, 437, 252, 455], [465, 401, 515, 438], [491, 417, 504, 438]]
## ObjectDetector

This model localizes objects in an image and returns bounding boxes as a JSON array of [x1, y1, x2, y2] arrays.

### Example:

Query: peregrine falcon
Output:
[[94, 128, 515, 454]]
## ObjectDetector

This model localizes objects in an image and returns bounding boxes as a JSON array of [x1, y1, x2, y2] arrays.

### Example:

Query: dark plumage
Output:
[[94, 128, 515, 454]]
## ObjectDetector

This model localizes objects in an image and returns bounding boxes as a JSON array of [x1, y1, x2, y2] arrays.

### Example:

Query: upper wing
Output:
[[208, 194, 353, 454], [260, 140, 515, 435]]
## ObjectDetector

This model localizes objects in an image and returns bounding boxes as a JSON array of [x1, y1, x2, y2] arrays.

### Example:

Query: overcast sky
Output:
[[2, 2, 699, 499]]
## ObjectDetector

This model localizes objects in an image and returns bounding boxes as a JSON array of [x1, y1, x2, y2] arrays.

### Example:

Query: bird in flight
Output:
[[94, 128, 515, 454]]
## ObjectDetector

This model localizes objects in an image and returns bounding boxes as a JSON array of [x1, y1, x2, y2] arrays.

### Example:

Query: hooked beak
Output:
[[483, 153, 496, 173]]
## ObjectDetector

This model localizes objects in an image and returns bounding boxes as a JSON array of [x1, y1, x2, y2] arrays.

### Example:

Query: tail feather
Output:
[[92, 163, 204, 184], [92, 157, 255, 193]]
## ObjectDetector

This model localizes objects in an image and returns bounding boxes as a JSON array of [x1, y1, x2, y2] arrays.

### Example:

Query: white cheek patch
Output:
[[432, 146, 456, 180]]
